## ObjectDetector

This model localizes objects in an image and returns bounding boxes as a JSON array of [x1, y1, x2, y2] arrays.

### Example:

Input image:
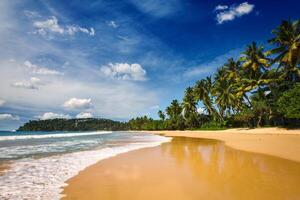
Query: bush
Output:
[[199, 121, 226, 130], [277, 83, 300, 119]]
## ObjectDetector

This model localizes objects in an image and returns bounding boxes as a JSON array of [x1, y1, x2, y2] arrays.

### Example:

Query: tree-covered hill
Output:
[[18, 118, 129, 131]]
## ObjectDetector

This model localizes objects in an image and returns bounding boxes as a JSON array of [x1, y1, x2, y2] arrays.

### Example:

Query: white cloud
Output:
[[11, 77, 44, 90], [33, 16, 64, 35], [216, 2, 255, 24], [107, 21, 118, 28], [24, 61, 63, 75], [0, 99, 5, 106], [0, 60, 158, 121], [0, 114, 20, 121], [101, 63, 147, 81], [66, 26, 95, 36], [76, 112, 93, 119], [63, 98, 92, 109], [11, 81, 38, 90], [39, 112, 71, 120], [33, 16, 95, 36], [215, 5, 228, 11], [30, 77, 42, 85]]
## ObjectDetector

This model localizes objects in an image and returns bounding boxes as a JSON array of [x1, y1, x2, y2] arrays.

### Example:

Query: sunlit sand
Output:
[[62, 137, 300, 200]]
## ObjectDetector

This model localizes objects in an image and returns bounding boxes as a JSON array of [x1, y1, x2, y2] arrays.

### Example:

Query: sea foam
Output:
[[0, 134, 171, 200], [0, 131, 112, 141]]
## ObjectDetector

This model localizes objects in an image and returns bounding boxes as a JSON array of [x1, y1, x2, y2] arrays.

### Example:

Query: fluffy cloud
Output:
[[39, 112, 71, 120], [33, 16, 95, 36], [101, 63, 147, 81], [76, 112, 93, 119], [63, 98, 92, 109], [0, 114, 20, 121], [216, 2, 255, 24], [0, 99, 6, 106], [24, 61, 63, 75]]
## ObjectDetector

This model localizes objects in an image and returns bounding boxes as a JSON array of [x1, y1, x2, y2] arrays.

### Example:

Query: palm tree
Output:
[[166, 100, 182, 119], [236, 42, 272, 105], [240, 42, 270, 79], [182, 87, 198, 128], [268, 19, 300, 81], [193, 77, 216, 119], [214, 59, 246, 114], [213, 68, 237, 119], [182, 87, 197, 117], [166, 100, 184, 130], [158, 110, 165, 121], [223, 58, 242, 81]]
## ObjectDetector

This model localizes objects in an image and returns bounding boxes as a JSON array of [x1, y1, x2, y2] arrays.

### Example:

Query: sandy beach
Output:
[[148, 128, 300, 162], [62, 128, 300, 200]]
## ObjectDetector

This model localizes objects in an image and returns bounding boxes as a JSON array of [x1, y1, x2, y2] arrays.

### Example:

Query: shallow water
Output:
[[63, 137, 300, 200], [0, 131, 170, 199]]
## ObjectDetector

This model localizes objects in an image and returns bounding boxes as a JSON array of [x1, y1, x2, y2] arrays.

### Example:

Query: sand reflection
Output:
[[63, 137, 300, 200]]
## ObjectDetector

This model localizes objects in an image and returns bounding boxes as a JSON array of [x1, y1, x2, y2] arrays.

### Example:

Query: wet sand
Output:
[[148, 128, 300, 162], [62, 137, 300, 200], [0, 162, 11, 175]]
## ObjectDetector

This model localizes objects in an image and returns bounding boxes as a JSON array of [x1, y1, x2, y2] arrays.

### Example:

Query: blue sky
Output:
[[0, 0, 299, 130]]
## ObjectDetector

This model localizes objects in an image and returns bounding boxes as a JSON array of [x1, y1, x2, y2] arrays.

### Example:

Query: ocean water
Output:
[[0, 131, 171, 200]]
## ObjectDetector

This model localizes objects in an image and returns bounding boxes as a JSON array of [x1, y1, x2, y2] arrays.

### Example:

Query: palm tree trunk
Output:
[[243, 94, 252, 107], [257, 114, 262, 127]]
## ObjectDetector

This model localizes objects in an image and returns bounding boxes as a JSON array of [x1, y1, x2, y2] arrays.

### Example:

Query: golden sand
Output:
[[62, 135, 300, 200], [148, 128, 300, 162]]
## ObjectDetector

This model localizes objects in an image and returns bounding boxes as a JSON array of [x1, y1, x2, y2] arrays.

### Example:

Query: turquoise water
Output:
[[0, 130, 170, 199], [0, 131, 143, 161]]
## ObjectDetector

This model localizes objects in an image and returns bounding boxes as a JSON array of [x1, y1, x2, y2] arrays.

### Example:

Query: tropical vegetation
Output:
[[18, 118, 129, 131], [129, 19, 300, 130], [18, 19, 300, 132]]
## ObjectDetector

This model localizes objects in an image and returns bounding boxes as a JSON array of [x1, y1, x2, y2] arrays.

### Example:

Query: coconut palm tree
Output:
[[214, 59, 247, 112], [236, 42, 272, 104], [213, 68, 237, 119], [223, 58, 242, 81], [166, 100, 184, 130], [193, 77, 217, 119], [240, 42, 270, 79], [158, 110, 165, 121], [268, 19, 300, 81], [182, 87, 198, 128]]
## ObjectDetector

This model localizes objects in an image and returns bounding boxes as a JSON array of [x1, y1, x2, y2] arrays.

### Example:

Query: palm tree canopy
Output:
[[268, 19, 300, 79]]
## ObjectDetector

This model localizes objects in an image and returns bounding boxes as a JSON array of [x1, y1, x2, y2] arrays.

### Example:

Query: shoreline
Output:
[[142, 127, 300, 162], [62, 132, 300, 199]]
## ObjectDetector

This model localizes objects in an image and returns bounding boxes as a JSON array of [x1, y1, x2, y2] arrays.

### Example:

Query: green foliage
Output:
[[198, 121, 226, 130], [117, 19, 300, 131], [18, 118, 129, 131], [277, 83, 300, 119]]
